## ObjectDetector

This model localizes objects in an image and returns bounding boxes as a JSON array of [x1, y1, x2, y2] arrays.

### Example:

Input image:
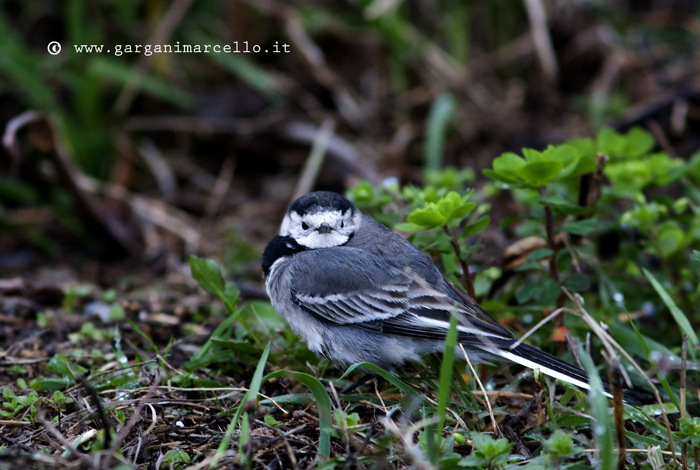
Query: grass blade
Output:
[[424, 93, 457, 172], [626, 320, 681, 410], [643, 268, 698, 347], [578, 345, 615, 470], [183, 309, 242, 370], [212, 342, 271, 468], [340, 363, 420, 400], [436, 313, 459, 442], [264, 370, 333, 458]]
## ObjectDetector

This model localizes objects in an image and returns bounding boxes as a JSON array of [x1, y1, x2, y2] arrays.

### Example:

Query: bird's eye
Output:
[[301, 221, 309, 230], [340, 220, 344, 228]]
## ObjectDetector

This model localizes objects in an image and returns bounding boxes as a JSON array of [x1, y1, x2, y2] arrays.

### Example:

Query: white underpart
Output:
[[297, 231, 348, 249], [496, 350, 614, 399]]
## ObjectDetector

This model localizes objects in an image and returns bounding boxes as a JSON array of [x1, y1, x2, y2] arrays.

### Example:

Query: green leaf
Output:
[[527, 248, 554, 261], [520, 161, 564, 187], [656, 221, 688, 258], [461, 216, 490, 238], [548, 144, 579, 170], [625, 126, 655, 158], [568, 138, 596, 158], [535, 278, 561, 304], [563, 273, 591, 291], [47, 354, 88, 379], [437, 193, 458, 217], [543, 430, 584, 460], [460, 433, 512, 468], [679, 417, 700, 447], [535, 195, 593, 216], [447, 201, 476, 220], [189, 256, 239, 313], [642, 268, 698, 346], [560, 219, 597, 236], [395, 222, 430, 233], [522, 148, 545, 162], [221, 284, 241, 313], [516, 283, 537, 304], [597, 128, 626, 159], [482, 168, 517, 184], [562, 155, 597, 179], [263, 414, 279, 427], [490, 152, 526, 182], [189, 256, 225, 296], [29, 377, 73, 392], [407, 205, 447, 228]]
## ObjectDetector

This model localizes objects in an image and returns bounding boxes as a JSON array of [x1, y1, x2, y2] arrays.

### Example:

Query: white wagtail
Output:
[[263, 191, 642, 404]]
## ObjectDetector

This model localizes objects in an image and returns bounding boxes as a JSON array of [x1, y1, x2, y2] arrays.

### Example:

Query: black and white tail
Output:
[[496, 343, 644, 407]]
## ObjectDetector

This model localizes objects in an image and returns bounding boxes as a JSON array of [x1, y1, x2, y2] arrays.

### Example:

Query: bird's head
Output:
[[280, 192, 362, 249]]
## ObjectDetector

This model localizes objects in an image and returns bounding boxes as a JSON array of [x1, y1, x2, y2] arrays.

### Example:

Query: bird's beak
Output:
[[316, 224, 333, 234]]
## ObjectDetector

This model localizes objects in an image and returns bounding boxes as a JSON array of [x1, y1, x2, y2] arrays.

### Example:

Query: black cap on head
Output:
[[288, 191, 355, 216], [262, 235, 305, 277]]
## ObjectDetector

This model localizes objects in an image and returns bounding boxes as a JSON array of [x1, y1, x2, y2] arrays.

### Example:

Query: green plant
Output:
[[459, 433, 512, 469], [520, 430, 584, 470]]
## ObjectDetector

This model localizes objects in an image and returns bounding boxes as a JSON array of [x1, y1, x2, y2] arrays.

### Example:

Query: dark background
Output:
[[1, 0, 699, 287]]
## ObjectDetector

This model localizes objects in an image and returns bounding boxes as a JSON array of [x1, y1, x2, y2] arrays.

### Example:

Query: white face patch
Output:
[[280, 208, 362, 249]]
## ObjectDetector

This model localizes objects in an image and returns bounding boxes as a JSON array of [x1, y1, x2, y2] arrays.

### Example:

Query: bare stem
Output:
[[443, 225, 476, 298], [681, 334, 688, 469], [540, 186, 560, 284], [608, 360, 626, 470], [539, 186, 567, 347]]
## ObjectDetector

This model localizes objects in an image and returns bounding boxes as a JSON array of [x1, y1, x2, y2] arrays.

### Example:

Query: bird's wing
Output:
[[288, 247, 645, 405], [288, 247, 513, 342], [441, 274, 514, 338]]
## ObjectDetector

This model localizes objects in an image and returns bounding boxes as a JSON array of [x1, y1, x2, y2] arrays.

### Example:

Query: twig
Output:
[[681, 334, 688, 469], [540, 187, 560, 284], [646, 119, 677, 158], [608, 359, 626, 469], [523, 0, 558, 82], [136, 139, 177, 203], [38, 411, 95, 467], [459, 344, 499, 437], [563, 288, 678, 464], [443, 225, 475, 298], [282, 13, 362, 124], [509, 307, 566, 350], [374, 379, 388, 414], [108, 370, 163, 454], [202, 157, 236, 220], [292, 119, 335, 201], [540, 187, 566, 340], [77, 375, 112, 450], [280, 121, 383, 184]]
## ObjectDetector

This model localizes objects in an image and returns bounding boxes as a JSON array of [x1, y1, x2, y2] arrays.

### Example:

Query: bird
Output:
[[262, 191, 641, 405]]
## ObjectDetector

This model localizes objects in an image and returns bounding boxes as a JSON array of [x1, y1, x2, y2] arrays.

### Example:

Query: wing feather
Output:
[[289, 248, 512, 342]]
